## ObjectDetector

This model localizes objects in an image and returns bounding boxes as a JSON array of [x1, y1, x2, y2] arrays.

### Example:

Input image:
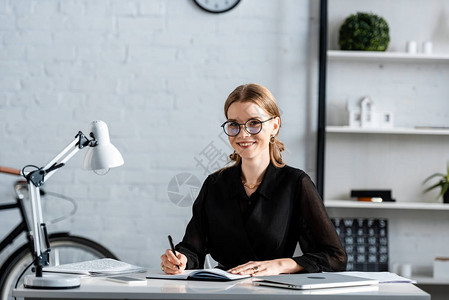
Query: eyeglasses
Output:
[[221, 117, 275, 137]]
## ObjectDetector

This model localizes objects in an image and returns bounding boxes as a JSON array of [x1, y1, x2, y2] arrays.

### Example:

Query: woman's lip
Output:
[[237, 142, 256, 147]]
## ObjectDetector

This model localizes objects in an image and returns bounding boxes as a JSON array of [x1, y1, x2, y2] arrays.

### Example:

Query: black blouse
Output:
[[175, 163, 347, 273]]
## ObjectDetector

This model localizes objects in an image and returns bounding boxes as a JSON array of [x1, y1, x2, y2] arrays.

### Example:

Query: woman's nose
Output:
[[237, 124, 251, 137]]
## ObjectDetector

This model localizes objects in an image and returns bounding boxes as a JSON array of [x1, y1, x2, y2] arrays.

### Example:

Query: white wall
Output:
[[0, 0, 319, 268]]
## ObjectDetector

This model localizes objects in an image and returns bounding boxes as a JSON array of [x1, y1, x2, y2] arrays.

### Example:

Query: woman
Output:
[[160, 83, 347, 276]]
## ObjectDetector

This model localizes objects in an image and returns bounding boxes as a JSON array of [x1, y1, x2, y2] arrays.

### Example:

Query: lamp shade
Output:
[[82, 121, 124, 171]]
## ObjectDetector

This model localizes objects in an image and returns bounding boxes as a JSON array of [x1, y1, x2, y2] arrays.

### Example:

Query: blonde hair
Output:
[[224, 83, 285, 168]]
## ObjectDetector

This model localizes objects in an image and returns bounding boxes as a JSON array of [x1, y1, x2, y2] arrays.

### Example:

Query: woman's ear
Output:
[[272, 117, 280, 136]]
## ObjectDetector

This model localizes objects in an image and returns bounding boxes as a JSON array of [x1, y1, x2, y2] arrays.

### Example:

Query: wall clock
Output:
[[193, 0, 241, 14]]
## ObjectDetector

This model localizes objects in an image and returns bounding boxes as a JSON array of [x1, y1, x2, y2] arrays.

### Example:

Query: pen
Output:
[[168, 235, 180, 269]]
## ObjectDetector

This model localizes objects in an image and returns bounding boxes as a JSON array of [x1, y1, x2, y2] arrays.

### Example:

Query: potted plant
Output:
[[423, 163, 449, 203], [339, 12, 390, 51]]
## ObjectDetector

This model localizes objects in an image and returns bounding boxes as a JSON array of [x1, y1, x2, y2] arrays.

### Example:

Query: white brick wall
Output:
[[0, 0, 317, 268]]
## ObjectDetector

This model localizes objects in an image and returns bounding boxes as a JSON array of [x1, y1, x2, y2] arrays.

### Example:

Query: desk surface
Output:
[[14, 273, 430, 300]]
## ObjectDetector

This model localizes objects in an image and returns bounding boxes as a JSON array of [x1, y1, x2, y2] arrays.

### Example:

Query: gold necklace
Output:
[[241, 179, 261, 189]]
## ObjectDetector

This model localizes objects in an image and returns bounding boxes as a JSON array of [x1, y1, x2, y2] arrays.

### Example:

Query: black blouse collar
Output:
[[230, 162, 280, 200]]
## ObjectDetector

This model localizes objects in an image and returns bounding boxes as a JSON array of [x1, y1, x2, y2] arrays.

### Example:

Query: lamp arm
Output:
[[23, 131, 94, 278], [25, 132, 92, 187]]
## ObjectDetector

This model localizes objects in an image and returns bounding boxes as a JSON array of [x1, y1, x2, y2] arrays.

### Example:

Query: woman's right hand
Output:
[[160, 249, 187, 274]]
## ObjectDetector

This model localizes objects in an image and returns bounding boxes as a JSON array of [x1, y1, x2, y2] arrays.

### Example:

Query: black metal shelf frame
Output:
[[316, 0, 327, 197]]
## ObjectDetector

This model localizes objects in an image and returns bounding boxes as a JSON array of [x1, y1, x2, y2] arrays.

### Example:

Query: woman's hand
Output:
[[160, 249, 187, 274], [228, 258, 303, 276]]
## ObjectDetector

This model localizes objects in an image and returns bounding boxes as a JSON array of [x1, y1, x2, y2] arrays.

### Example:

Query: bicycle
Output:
[[0, 166, 118, 300]]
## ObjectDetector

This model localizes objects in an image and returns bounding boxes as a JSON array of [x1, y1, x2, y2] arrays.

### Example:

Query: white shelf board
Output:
[[325, 200, 449, 211], [327, 50, 449, 62], [326, 126, 449, 136]]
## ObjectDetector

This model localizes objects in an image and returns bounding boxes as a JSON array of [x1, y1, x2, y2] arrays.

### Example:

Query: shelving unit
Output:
[[325, 200, 449, 211], [317, 2, 449, 199], [316, 4, 449, 195], [327, 50, 449, 63], [318, 2, 449, 297]]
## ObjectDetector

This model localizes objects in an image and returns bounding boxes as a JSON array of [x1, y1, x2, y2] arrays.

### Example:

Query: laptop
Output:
[[253, 273, 379, 290]]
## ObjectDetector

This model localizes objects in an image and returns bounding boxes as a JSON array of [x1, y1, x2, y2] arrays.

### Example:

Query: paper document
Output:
[[332, 272, 415, 283], [147, 268, 250, 281], [43, 258, 146, 276]]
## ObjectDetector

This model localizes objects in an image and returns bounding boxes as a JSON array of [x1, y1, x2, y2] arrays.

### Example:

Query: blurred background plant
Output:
[[423, 162, 449, 203], [339, 12, 390, 51]]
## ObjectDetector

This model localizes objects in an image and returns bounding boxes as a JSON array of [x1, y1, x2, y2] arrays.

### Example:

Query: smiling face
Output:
[[226, 101, 279, 164]]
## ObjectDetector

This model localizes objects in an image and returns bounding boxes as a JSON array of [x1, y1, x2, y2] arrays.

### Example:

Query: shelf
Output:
[[327, 50, 449, 63], [325, 200, 449, 211], [326, 126, 449, 136]]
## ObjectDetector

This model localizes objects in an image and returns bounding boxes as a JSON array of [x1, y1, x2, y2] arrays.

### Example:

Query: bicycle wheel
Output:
[[0, 233, 117, 300]]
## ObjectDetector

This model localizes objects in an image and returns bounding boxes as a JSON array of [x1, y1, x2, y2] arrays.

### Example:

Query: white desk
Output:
[[14, 273, 430, 300]]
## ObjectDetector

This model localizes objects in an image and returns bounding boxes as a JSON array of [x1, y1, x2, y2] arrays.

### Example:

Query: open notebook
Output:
[[147, 269, 250, 281]]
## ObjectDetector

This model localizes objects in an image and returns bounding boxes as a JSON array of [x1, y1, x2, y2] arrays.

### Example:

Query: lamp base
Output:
[[24, 274, 80, 289]]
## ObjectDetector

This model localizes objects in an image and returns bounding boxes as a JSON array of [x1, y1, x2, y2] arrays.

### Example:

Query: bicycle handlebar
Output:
[[0, 166, 21, 176]]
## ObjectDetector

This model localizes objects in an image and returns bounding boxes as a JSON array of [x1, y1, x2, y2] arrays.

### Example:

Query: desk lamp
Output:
[[22, 120, 124, 289]]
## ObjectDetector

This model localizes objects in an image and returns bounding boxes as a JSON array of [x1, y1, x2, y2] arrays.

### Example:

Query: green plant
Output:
[[423, 162, 449, 201], [339, 12, 390, 51]]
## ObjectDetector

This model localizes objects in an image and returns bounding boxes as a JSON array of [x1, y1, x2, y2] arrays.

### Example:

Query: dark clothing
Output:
[[175, 163, 347, 273]]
